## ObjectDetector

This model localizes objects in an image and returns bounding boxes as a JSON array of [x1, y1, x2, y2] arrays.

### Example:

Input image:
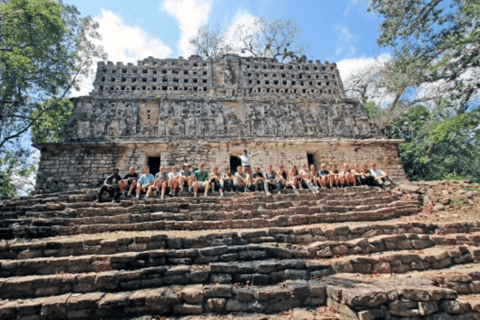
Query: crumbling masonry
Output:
[[34, 54, 406, 192]]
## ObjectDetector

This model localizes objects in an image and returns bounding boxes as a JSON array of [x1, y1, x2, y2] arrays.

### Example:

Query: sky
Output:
[[67, 0, 392, 96]]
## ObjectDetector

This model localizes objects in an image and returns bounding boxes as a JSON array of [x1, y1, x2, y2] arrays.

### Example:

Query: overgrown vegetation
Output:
[[0, 0, 106, 196]]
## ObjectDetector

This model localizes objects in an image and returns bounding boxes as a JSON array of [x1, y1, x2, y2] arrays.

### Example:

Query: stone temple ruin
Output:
[[3, 55, 479, 320], [34, 54, 406, 192]]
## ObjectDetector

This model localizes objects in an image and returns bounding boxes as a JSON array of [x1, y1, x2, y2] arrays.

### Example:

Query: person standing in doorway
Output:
[[229, 150, 261, 176]]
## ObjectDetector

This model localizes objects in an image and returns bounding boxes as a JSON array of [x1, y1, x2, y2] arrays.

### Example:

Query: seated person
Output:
[[152, 165, 169, 199], [300, 164, 319, 193], [361, 163, 375, 186], [234, 166, 252, 192], [193, 163, 210, 197], [309, 164, 320, 189], [275, 164, 288, 194], [264, 165, 277, 195], [318, 164, 330, 188], [352, 163, 365, 186], [329, 164, 341, 188], [118, 166, 138, 197], [287, 165, 301, 194], [341, 163, 356, 187], [221, 167, 236, 195], [96, 168, 122, 203], [209, 165, 223, 195], [179, 163, 195, 193], [299, 163, 310, 189], [136, 166, 155, 199], [168, 166, 181, 196], [252, 167, 265, 192], [369, 163, 398, 189]]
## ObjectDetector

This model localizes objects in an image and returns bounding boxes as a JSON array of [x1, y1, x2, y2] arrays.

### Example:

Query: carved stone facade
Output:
[[34, 55, 406, 193]]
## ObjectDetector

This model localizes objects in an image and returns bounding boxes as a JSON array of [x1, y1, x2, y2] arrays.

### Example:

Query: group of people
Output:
[[96, 150, 398, 203]]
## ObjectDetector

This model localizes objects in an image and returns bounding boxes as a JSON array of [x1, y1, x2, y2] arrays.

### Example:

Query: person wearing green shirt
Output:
[[193, 163, 210, 197]]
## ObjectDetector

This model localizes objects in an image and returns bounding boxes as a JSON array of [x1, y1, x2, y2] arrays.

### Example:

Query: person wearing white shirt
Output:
[[229, 149, 261, 176], [168, 166, 181, 196], [369, 163, 398, 189]]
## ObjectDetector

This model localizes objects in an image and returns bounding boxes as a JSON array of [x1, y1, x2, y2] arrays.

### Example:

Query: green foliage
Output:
[[369, 0, 480, 111], [31, 98, 74, 143], [0, 150, 36, 197], [0, 0, 105, 196], [388, 104, 480, 182]]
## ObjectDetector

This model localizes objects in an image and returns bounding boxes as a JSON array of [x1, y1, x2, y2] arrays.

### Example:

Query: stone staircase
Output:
[[0, 186, 479, 319]]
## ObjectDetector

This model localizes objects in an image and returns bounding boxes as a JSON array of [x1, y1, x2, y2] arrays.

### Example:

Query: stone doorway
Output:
[[148, 156, 160, 176], [230, 156, 242, 175]]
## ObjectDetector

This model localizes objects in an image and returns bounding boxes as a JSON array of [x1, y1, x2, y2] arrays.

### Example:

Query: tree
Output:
[[369, 0, 480, 111], [0, 0, 107, 196], [189, 17, 306, 61], [31, 98, 74, 143], [188, 25, 234, 59], [388, 103, 480, 182]]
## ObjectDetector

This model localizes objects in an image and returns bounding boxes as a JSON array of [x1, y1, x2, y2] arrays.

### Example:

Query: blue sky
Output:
[[68, 0, 391, 95]]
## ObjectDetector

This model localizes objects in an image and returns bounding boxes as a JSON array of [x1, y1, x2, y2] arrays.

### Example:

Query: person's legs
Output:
[[204, 182, 209, 196], [97, 185, 109, 202], [118, 180, 126, 193], [386, 176, 399, 186], [147, 185, 155, 197], [128, 181, 136, 194], [193, 181, 200, 196]]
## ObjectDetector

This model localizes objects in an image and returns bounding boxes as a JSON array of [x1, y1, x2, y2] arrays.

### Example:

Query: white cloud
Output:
[[224, 9, 258, 54], [71, 9, 172, 97], [337, 53, 391, 80], [160, 0, 213, 57], [344, 0, 371, 17], [333, 25, 359, 59]]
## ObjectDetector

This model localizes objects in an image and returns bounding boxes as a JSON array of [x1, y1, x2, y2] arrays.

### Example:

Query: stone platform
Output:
[[1, 187, 479, 319]]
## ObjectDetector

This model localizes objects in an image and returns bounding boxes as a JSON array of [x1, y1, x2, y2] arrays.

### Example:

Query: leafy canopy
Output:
[[0, 0, 106, 196], [369, 0, 480, 111]]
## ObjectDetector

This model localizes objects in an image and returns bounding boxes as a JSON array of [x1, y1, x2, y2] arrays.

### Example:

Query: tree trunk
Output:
[[426, 142, 435, 159]]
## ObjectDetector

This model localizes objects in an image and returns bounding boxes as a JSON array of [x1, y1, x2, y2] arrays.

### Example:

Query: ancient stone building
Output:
[[34, 54, 405, 192]]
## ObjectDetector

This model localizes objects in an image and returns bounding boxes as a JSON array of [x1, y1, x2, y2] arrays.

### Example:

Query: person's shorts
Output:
[[211, 181, 222, 191], [196, 181, 208, 189]]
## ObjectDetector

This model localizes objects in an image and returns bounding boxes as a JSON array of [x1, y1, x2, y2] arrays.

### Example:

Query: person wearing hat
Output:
[[179, 163, 194, 193], [95, 168, 122, 203]]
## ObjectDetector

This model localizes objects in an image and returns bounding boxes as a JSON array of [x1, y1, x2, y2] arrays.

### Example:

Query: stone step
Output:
[[2, 221, 478, 260], [1, 267, 479, 319], [0, 187, 394, 215], [326, 264, 480, 319], [3, 204, 421, 239], [8, 196, 408, 224], [0, 281, 329, 319], [304, 231, 480, 258], [1, 245, 478, 300], [6, 199, 416, 228], [3, 232, 479, 281]]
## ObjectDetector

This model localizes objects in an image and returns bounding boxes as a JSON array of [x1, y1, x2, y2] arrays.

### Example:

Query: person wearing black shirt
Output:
[[118, 166, 138, 197], [96, 169, 122, 203], [264, 165, 277, 195], [252, 167, 265, 192]]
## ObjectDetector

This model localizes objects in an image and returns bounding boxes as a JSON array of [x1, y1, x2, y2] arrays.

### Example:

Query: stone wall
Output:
[[92, 54, 345, 100], [34, 139, 406, 193], [63, 98, 378, 143]]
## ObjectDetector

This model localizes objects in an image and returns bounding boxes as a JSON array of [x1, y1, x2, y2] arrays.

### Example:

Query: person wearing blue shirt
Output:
[[136, 166, 155, 199]]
